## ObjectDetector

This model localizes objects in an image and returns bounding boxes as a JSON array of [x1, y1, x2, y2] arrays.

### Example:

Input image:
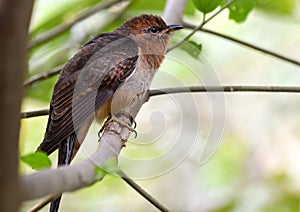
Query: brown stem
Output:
[[119, 170, 169, 212]]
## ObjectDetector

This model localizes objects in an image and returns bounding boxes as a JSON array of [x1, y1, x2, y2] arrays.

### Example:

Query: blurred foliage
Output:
[[263, 194, 299, 212], [129, 0, 195, 15], [201, 136, 247, 187], [30, 0, 100, 38], [128, 0, 167, 13], [256, 0, 296, 15]]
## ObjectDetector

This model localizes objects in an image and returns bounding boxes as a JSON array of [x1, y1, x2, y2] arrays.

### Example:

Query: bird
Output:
[[36, 14, 183, 212]]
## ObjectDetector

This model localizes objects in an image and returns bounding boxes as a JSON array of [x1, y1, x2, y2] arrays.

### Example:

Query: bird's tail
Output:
[[49, 133, 77, 212]]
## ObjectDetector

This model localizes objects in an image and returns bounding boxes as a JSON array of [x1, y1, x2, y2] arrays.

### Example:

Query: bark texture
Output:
[[0, 0, 33, 211]]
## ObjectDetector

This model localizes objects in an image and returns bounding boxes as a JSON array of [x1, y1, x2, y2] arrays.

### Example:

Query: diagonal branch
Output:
[[27, 0, 123, 50], [118, 170, 169, 212], [183, 23, 300, 67], [29, 195, 54, 212]]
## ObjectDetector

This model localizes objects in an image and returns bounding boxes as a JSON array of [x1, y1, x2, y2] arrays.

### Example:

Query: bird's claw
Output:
[[98, 113, 137, 138], [112, 113, 137, 138], [130, 115, 137, 129]]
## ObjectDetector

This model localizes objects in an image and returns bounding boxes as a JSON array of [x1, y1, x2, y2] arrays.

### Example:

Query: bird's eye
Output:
[[148, 25, 160, 33]]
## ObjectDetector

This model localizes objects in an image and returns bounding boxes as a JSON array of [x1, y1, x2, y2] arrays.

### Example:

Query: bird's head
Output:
[[115, 14, 183, 55]]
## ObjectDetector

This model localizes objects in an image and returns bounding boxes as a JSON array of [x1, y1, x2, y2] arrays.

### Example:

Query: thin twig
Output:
[[182, 24, 300, 66], [21, 109, 49, 119], [168, 0, 237, 52], [27, 0, 123, 50], [29, 195, 55, 212], [24, 65, 63, 88], [118, 170, 169, 212], [149, 85, 300, 96], [20, 85, 300, 119]]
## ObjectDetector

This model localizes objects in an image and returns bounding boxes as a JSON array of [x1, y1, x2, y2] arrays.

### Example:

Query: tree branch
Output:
[[183, 23, 300, 67], [27, 0, 123, 50], [20, 109, 49, 119], [149, 85, 300, 96], [20, 85, 300, 119]]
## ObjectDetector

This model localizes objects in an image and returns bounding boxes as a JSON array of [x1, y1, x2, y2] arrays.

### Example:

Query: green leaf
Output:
[[21, 151, 52, 170], [94, 157, 118, 180], [25, 76, 58, 103], [180, 40, 202, 59], [192, 0, 223, 14], [188, 40, 202, 51], [228, 0, 254, 23]]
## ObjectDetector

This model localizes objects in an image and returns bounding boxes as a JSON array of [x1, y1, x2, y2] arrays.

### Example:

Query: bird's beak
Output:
[[166, 24, 184, 33]]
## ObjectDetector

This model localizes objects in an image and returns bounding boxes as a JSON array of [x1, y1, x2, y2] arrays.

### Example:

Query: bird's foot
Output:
[[98, 113, 137, 138], [111, 113, 137, 138]]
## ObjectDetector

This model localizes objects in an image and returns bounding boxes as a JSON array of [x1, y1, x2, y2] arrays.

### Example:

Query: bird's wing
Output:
[[38, 33, 138, 154]]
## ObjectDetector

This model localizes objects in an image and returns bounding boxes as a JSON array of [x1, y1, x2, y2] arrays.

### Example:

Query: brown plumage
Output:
[[36, 14, 182, 212]]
